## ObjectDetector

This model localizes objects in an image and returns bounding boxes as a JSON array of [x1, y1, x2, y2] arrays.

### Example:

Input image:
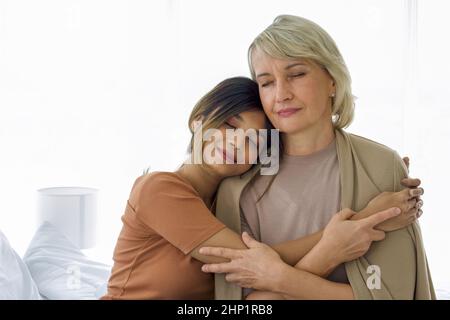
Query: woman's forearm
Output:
[[294, 241, 340, 277], [274, 263, 354, 300], [270, 209, 372, 267], [271, 230, 323, 266], [290, 210, 376, 277]]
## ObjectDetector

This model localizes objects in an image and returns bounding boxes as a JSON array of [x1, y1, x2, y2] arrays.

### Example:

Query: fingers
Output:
[[401, 177, 421, 188], [402, 156, 410, 169], [225, 273, 242, 283], [399, 187, 424, 200], [416, 199, 423, 209], [242, 232, 261, 249], [417, 209, 423, 219], [406, 199, 423, 220], [399, 188, 411, 201], [201, 262, 234, 274], [362, 207, 401, 227], [406, 198, 417, 211], [370, 229, 386, 242], [410, 187, 424, 198], [199, 246, 242, 260], [337, 208, 356, 220]]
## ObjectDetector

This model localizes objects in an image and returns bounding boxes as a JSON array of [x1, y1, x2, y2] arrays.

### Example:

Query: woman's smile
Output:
[[277, 107, 303, 118], [215, 146, 235, 163]]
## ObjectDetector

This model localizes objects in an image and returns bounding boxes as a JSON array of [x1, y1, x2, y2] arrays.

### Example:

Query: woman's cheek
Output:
[[260, 93, 273, 112], [249, 144, 259, 165]]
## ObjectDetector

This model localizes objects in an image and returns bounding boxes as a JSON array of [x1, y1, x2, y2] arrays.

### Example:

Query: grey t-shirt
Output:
[[240, 139, 348, 284]]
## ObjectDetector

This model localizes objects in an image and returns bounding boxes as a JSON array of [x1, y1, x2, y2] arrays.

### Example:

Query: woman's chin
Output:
[[269, 115, 307, 133], [275, 122, 309, 134], [210, 163, 252, 178]]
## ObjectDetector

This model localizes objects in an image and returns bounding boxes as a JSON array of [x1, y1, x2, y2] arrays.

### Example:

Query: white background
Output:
[[1, 0, 449, 290]]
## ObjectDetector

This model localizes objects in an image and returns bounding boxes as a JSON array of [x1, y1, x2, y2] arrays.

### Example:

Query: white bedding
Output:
[[23, 222, 111, 300], [0, 230, 41, 299], [1, 222, 111, 300]]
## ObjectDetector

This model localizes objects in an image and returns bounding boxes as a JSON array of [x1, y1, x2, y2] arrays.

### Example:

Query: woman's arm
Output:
[[271, 264, 355, 300], [247, 169, 424, 299], [257, 159, 423, 266], [266, 231, 322, 266], [200, 207, 401, 299], [246, 266, 355, 300], [189, 227, 322, 265], [201, 230, 358, 300], [191, 177, 422, 265]]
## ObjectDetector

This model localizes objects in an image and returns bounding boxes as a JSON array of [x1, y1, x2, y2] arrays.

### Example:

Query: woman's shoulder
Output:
[[340, 131, 407, 187], [130, 171, 197, 202], [218, 165, 262, 198], [346, 132, 397, 157], [340, 131, 403, 167]]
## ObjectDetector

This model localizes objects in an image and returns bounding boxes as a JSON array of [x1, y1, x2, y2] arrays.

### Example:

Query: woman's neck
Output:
[[176, 164, 223, 208], [282, 120, 335, 156]]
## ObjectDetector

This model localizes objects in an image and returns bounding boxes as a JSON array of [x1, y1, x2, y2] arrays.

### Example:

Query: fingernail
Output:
[[199, 248, 205, 254], [394, 208, 401, 214]]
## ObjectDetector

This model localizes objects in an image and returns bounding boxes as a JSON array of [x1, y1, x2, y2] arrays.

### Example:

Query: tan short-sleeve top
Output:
[[103, 172, 226, 300]]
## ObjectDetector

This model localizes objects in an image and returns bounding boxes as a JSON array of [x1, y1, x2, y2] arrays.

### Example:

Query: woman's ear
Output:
[[329, 80, 336, 96]]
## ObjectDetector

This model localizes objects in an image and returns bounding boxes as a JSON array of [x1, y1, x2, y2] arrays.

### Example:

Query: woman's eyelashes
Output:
[[224, 121, 236, 129], [260, 73, 306, 87], [289, 72, 305, 79]]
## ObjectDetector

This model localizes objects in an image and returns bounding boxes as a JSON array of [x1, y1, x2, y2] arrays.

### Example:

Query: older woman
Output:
[[200, 15, 435, 300]]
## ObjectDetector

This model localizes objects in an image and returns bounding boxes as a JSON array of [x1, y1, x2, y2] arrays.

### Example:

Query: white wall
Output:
[[1, 0, 449, 286]]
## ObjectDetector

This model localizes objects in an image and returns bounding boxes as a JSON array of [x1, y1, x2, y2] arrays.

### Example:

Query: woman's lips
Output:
[[277, 108, 301, 118], [216, 147, 235, 163]]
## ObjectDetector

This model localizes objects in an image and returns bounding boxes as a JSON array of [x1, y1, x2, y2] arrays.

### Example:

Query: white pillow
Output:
[[23, 222, 111, 300], [0, 230, 41, 300]]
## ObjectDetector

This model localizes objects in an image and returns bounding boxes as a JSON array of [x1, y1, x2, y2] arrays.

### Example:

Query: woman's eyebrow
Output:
[[256, 63, 307, 78], [256, 72, 271, 79], [285, 62, 307, 69]]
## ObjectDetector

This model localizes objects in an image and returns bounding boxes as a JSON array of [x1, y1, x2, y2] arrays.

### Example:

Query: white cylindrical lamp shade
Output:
[[37, 187, 98, 249]]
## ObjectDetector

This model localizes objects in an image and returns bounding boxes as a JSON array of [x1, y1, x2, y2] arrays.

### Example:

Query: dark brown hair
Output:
[[188, 77, 272, 152]]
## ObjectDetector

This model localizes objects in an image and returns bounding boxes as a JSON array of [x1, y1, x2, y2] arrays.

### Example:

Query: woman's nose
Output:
[[275, 80, 293, 103], [225, 135, 244, 152]]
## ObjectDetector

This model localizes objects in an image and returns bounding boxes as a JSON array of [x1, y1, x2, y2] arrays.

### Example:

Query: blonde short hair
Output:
[[248, 15, 355, 129]]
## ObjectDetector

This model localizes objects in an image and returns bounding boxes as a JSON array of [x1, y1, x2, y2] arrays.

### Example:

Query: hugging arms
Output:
[[190, 166, 423, 300]]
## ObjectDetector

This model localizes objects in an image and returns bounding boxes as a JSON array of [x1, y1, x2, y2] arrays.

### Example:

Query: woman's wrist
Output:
[[270, 262, 293, 294], [296, 242, 339, 277], [351, 207, 371, 220]]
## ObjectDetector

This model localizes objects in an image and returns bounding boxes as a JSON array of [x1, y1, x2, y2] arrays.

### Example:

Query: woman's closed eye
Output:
[[260, 74, 304, 88], [224, 121, 236, 129], [261, 81, 273, 88], [289, 72, 305, 79]]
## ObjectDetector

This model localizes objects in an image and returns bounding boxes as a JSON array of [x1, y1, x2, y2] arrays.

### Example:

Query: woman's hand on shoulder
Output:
[[358, 178, 423, 232]]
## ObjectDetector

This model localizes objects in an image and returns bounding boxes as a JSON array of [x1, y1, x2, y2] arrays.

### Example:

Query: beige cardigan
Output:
[[214, 129, 435, 300]]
